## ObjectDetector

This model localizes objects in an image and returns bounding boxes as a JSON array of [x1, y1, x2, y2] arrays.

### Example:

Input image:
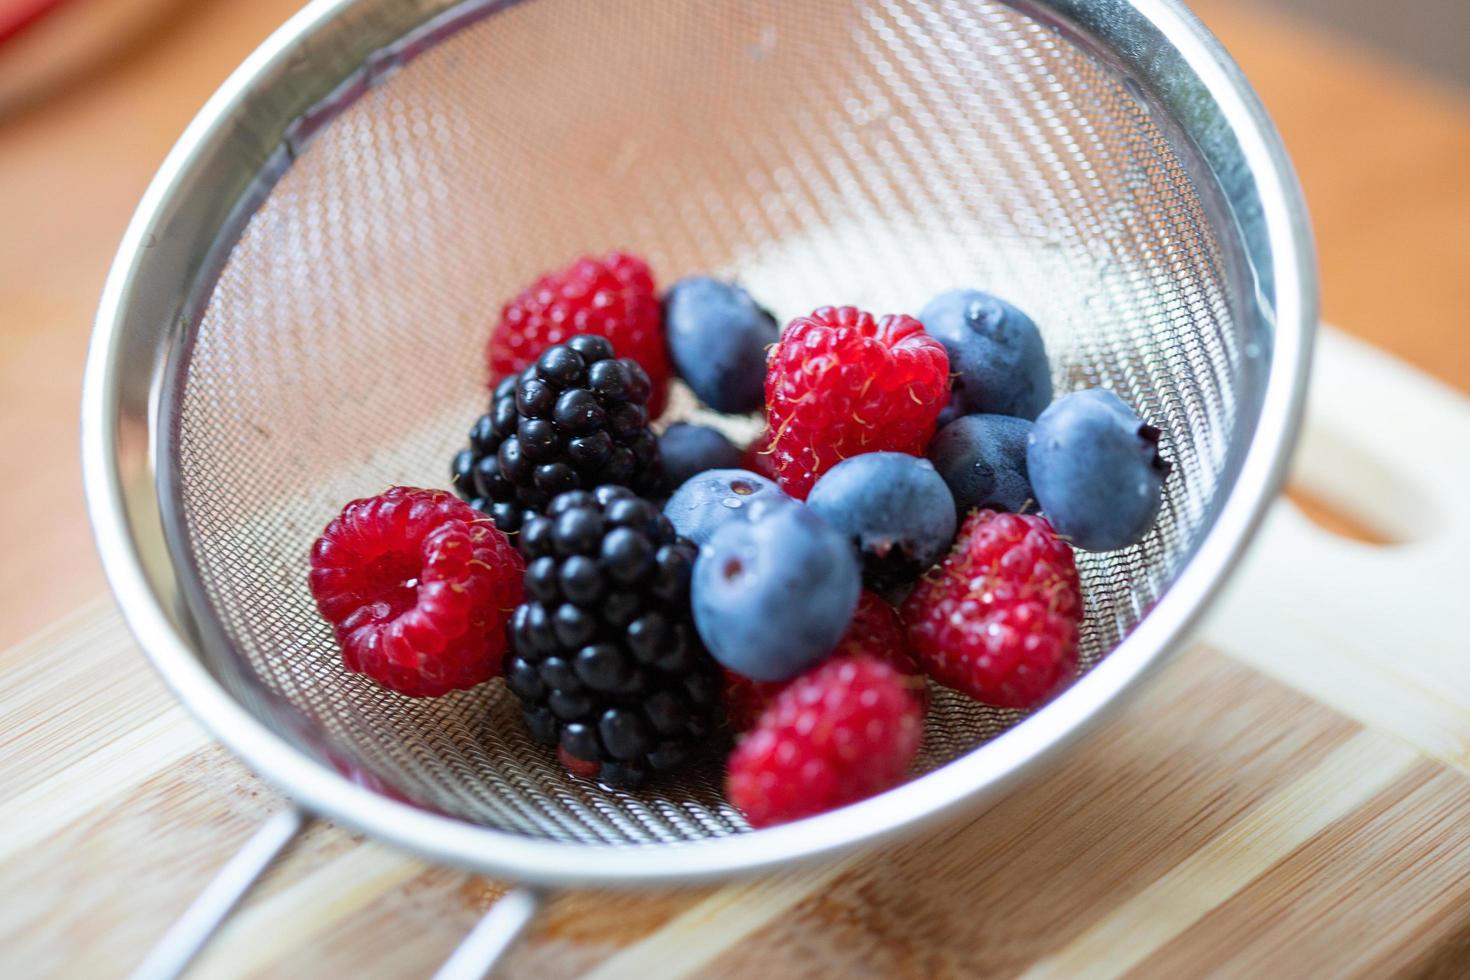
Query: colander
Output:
[[81, 0, 1316, 975]]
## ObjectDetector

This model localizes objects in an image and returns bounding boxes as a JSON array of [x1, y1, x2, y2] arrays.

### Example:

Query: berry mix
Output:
[[307, 251, 1172, 826]]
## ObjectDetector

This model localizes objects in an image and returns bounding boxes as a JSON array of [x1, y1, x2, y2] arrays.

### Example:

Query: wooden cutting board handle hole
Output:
[[1285, 483, 1401, 546]]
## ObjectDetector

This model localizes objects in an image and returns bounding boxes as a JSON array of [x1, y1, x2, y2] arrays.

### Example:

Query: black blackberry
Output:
[[451, 335, 665, 533], [504, 485, 722, 788]]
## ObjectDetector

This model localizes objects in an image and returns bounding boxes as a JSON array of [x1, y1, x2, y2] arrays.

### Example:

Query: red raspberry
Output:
[[721, 668, 783, 735], [726, 655, 924, 827], [763, 306, 949, 498], [309, 487, 524, 697], [839, 589, 922, 675], [740, 429, 781, 483], [902, 510, 1082, 709], [722, 590, 924, 731], [487, 252, 671, 417]]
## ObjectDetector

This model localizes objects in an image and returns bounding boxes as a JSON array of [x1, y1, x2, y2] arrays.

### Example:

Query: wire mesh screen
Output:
[[172, 0, 1248, 845]]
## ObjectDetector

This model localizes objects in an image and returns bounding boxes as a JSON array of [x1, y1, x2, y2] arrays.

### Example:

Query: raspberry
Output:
[[722, 590, 924, 731], [902, 510, 1082, 709], [740, 430, 780, 482], [720, 669, 783, 735], [726, 655, 924, 827], [838, 589, 925, 678], [488, 252, 671, 418], [309, 487, 525, 697], [763, 306, 949, 498]]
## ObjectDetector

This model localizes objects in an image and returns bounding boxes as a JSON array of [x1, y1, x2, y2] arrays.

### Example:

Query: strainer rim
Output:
[[82, 0, 1316, 885]]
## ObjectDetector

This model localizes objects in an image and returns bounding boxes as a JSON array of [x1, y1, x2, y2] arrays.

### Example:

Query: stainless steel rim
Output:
[[82, 0, 1316, 886]]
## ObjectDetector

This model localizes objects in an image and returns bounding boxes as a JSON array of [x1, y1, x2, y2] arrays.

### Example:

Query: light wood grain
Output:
[[2, 0, 1469, 977], [1135, 765, 1470, 978], [1023, 731, 1423, 979]]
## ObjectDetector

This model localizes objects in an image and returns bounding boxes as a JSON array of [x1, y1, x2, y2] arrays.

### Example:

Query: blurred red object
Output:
[[0, 0, 70, 48], [0, 0, 182, 114]]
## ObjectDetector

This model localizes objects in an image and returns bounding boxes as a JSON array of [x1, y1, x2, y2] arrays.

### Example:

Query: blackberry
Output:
[[451, 335, 665, 533], [504, 485, 722, 788]]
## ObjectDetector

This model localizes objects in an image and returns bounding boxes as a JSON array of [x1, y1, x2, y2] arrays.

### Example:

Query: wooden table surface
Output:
[[3, 2, 1469, 976]]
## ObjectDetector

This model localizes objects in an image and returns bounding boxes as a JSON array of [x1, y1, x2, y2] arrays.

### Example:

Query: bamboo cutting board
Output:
[[4, 326, 1469, 979], [4, 0, 1470, 975]]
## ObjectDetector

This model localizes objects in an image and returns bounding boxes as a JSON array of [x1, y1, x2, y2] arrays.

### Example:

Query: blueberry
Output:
[[806, 452, 957, 589], [1027, 388, 1172, 551], [692, 501, 860, 682], [919, 289, 1052, 420], [927, 414, 1034, 517], [663, 468, 785, 546], [934, 401, 964, 431], [659, 423, 744, 488], [663, 277, 780, 413]]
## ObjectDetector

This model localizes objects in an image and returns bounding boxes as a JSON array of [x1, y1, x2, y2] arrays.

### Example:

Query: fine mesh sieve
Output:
[[82, 0, 1315, 975]]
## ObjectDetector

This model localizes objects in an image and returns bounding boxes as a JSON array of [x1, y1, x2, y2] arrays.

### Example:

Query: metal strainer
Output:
[[82, 0, 1315, 974]]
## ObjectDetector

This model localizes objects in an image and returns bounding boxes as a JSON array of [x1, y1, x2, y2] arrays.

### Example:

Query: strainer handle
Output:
[[130, 807, 309, 980], [432, 886, 547, 980]]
